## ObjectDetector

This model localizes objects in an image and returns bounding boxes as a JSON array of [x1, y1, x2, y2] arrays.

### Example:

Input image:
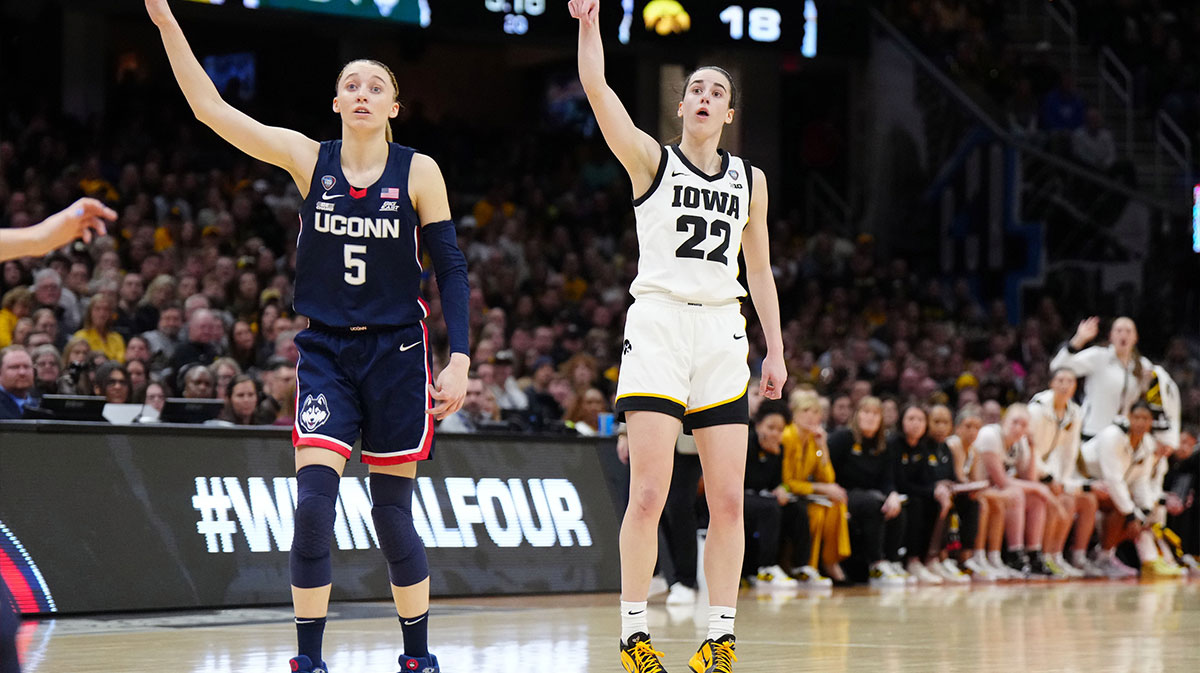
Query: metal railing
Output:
[[1155, 111, 1194, 193], [1045, 0, 1079, 81], [871, 6, 1184, 215], [1097, 46, 1135, 152], [804, 173, 852, 235]]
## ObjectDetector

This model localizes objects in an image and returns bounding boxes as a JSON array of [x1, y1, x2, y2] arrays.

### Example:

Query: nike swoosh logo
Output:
[[719, 614, 735, 620], [321, 191, 344, 200], [733, 334, 746, 340], [671, 171, 687, 177], [399, 341, 422, 352], [627, 610, 644, 616], [402, 616, 427, 626]]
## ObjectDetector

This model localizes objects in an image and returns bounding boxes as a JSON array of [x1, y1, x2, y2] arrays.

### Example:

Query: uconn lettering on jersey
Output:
[[671, 185, 741, 220], [311, 213, 404, 239]]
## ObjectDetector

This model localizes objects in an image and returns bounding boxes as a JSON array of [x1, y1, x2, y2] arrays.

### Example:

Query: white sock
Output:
[[973, 549, 986, 560], [1099, 548, 1115, 561], [1071, 549, 1089, 566], [707, 606, 735, 641], [620, 601, 648, 644], [988, 551, 1004, 567]]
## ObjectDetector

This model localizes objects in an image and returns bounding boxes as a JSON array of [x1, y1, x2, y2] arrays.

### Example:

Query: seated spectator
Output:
[[977, 403, 1067, 578], [273, 329, 299, 365], [1071, 107, 1116, 171], [439, 375, 494, 433], [0, 345, 36, 419], [169, 308, 224, 371], [113, 272, 145, 341], [58, 336, 96, 395], [209, 356, 241, 398], [30, 344, 61, 396], [92, 362, 131, 404], [0, 287, 33, 348], [743, 400, 805, 587], [143, 303, 184, 370], [258, 357, 298, 425], [179, 363, 216, 399], [125, 358, 149, 396], [565, 387, 607, 435], [73, 292, 126, 363], [1040, 75, 1086, 133], [135, 274, 178, 335], [125, 335, 152, 365], [140, 381, 167, 414], [827, 394, 852, 432], [1027, 369, 1104, 577], [523, 356, 563, 423], [782, 391, 851, 585], [491, 349, 529, 411], [219, 374, 273, 425], [31, 308, 61, 349], [32, 268, 80, 335], [228, 319, 260, 372], [10, 317, 33, 347], [829, 396, 907, 586]]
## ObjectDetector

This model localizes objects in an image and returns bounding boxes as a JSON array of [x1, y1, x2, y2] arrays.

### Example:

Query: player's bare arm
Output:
[[146, 0, 319, 192], [741, 165, 786, 400], [0, 198, 116, 262], [410, 153, 468, 419], [570, 0, 662, 194]]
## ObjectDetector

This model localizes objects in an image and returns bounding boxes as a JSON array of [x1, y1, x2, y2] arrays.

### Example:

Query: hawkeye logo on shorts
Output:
[[299, 394, 331, 432], [322, 175, 336, 191]]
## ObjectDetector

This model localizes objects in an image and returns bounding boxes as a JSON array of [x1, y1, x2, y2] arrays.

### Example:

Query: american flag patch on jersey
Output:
[[381, 187, 400, 199]]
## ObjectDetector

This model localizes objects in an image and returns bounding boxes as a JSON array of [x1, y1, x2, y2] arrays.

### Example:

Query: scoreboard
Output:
[[183, 0, 863, 58]]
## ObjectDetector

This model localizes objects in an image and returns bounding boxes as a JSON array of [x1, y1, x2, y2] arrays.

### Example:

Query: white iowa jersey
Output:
[[629, 145, 752, 303]]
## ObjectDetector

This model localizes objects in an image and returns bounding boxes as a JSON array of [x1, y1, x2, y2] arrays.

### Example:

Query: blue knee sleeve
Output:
[[290, 465, 340, 589], [369, 473, 429, 587]]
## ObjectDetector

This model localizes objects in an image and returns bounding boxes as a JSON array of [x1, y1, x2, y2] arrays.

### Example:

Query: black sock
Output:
[[296, 616, 327, 665], [400, 611, 430, 658]]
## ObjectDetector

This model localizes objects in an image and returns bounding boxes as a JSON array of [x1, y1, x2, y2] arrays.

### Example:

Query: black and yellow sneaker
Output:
[[621, 632, 669, 673], [687, 634, 737, 673]]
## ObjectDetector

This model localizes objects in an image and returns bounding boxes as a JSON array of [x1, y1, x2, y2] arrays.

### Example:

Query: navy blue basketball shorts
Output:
[[292, 323, 435, 466]]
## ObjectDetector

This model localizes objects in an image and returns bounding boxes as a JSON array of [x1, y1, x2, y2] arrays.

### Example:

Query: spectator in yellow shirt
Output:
[[782, 390, 851, 584], [73, 293, 125, 363], [0, 288, 34, 348]]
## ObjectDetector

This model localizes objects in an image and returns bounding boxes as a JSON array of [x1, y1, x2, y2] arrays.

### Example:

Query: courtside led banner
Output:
[[0, 422, 621, 614]]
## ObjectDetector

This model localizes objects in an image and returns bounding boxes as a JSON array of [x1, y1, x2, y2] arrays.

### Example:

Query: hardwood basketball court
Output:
[[17, 580, 1199, 672]]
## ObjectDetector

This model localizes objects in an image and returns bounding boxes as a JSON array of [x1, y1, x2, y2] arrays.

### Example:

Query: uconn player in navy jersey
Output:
[[0, 199, 115, 673], [571, 2, 786, 672], [148, 3, 468, 672]]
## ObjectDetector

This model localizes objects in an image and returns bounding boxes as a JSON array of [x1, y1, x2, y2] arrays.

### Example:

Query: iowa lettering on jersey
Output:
[[671, 185, 741, 220], [312, 213, 404, 239]]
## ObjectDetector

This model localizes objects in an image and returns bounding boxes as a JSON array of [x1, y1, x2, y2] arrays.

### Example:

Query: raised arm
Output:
[[742, 166, 786, 400], [146, 0, 318, 192], [569, 0, 661, 192], [0, 198, 116, 262]]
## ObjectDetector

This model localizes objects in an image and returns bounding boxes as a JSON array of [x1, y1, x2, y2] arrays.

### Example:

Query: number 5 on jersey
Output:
[[344, 244, 367, 285]]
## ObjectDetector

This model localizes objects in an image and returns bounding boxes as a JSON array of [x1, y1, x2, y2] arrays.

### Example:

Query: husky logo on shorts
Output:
[[321, 175, 336, 191], [623, 339, 633, 355], [300, 394, 332, 432]]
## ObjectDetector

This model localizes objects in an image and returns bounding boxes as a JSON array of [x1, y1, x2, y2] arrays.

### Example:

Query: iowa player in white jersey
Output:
[[147, 2, 469, 673], [570, 2, 787, 672]]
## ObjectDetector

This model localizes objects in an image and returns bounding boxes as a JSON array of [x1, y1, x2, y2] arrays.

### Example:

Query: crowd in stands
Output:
[[1, 55, 1198, 587]]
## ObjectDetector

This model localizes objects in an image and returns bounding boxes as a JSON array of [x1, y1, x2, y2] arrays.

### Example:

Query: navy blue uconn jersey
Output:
[[295, 140, 428, 327]]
